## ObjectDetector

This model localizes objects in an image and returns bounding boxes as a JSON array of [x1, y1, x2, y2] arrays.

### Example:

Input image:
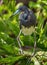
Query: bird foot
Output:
[[19, 49, 24, 54]]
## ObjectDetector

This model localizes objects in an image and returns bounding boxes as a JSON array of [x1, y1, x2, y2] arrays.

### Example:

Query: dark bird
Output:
[[10, 6, 36, 54]]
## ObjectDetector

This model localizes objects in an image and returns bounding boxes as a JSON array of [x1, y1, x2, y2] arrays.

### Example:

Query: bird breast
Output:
[[21, 25, 35, 35]]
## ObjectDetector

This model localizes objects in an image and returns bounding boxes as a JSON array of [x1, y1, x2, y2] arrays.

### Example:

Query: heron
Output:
[[10, 6, 36, 54]]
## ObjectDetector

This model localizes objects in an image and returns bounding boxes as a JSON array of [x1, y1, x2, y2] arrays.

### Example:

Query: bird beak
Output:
[[13, 9, 20, 16], [9, 9, 20, 18]]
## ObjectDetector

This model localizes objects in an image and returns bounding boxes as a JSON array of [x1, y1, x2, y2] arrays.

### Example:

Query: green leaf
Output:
[[0, 56, 23, 64], [32, 57, 40, 65]]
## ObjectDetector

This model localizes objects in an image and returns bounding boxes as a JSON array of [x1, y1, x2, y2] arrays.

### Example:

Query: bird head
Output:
[[10, 6, 29, 18], [18, 6, 28, 12]]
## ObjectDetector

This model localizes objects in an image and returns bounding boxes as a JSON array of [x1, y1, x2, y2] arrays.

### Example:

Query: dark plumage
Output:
[[18, 6, 36, 35], [19, 10, 36, 28]]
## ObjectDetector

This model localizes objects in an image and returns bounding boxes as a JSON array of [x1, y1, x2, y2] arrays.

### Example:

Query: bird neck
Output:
[[24, 9, 29, 14]]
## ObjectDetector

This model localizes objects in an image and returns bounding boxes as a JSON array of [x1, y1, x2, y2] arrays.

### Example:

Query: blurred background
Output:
[[0, 0, 47, 65]]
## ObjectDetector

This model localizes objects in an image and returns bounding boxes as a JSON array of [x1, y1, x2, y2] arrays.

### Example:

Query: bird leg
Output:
[[34, 31, 36, 50], [34, 31, 36, 49], [34, 30, 36, 54], [32, 30, 36, 56], [17, 30, 23, 54]]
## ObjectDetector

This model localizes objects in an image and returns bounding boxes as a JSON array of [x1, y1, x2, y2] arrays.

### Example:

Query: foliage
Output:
[[0, 0, 47, 65]]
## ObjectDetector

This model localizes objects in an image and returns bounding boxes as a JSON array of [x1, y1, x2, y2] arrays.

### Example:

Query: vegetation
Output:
[[0, 0, 47, 65]]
